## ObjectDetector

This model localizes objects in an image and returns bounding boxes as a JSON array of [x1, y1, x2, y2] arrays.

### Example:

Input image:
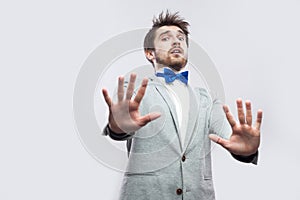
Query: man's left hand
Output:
[[209, 99, 263, 156]]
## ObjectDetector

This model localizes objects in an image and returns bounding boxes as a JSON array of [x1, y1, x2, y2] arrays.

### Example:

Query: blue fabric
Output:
[[156, 68, 189, 85]]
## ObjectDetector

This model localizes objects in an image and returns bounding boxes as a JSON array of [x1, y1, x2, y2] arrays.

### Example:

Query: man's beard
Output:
[[155, 52, 187, 71]]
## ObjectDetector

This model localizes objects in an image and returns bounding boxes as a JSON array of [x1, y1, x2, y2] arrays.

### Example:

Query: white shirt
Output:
[[155, 67, 190, 148]]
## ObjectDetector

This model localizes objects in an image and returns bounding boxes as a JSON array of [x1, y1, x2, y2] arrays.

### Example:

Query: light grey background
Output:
[[1, 0, 299, 199]]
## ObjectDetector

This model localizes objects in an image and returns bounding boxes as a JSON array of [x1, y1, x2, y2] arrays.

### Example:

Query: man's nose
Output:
[[172, 40, 180, 47]]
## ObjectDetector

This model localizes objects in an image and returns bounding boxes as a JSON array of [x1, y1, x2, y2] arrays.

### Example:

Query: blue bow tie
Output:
[[156, 68, 189, 85]]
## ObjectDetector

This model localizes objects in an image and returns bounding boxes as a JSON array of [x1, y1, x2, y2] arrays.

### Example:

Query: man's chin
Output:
[[168, 63, 186, 71], [169, 59, 187, 71], [169, 65, 184, 71], [156, 56, 187, 71]]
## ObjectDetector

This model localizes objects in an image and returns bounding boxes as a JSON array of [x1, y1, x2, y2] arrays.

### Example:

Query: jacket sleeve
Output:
[[102, 123, 134, 141], [231, 151, 258, 165]]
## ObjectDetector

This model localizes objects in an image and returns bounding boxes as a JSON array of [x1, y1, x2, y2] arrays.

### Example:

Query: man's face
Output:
[[153, 25, 188, 71]]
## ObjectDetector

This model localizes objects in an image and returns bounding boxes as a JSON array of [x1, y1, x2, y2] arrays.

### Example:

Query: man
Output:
[[102, 11, 263, 200]]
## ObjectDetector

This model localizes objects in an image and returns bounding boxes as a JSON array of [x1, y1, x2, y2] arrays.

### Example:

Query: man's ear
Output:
[[145, 50, 155, 61]]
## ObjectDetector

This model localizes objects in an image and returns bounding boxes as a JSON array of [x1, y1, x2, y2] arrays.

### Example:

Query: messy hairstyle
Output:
[[143, 11, 190, 64]]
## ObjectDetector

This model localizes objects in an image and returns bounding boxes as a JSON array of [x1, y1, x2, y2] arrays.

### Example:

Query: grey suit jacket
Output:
[[104, 76, 258, 200]]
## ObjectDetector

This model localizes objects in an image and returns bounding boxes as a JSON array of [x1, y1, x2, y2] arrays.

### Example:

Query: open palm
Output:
[[209, 99, 263, 156], [102, 73, 161, 134]]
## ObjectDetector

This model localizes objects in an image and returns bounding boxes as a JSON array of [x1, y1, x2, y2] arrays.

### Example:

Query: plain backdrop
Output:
[[1, 0, 299, 199]]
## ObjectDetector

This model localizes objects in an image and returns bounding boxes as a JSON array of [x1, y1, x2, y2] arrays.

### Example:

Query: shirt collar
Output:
[[155, 66, 189, 74]]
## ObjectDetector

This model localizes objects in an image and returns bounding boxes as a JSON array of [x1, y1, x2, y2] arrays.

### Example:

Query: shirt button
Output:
[[182, 155, 186, 162], [176, 188, 183, 195]]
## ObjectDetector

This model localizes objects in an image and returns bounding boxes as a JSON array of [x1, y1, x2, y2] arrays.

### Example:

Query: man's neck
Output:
[[154, 64, 187, 74]]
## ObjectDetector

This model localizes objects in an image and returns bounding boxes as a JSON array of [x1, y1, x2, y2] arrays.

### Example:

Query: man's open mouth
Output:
[[170, 48, 183, 54]]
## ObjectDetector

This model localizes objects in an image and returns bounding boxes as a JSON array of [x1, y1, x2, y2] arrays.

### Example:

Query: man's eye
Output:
[[178, 36, 185, 41], [162, 37, 169, 41]]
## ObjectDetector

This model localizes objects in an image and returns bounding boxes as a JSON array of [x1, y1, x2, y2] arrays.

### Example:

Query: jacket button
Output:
[[182, 155, 186, 162], [176, 188, 183, 195]]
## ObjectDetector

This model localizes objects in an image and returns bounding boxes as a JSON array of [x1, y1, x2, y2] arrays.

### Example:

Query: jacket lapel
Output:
[[149, 76, 181, 146], [182, 86, 200, 152]]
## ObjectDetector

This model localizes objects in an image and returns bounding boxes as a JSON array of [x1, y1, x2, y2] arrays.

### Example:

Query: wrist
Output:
[[108, 124, 125, 134], [231, 151, 259, 164]]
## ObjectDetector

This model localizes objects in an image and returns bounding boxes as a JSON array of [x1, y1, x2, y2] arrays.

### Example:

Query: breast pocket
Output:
[[203, 154, 213, 180], [201, 154, 216, 200]]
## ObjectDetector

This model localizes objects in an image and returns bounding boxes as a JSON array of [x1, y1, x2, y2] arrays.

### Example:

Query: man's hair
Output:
[[143, 11, 190, 64]]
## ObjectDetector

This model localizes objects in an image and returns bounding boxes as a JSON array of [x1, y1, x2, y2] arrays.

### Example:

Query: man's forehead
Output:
[[156, 25, 184, 35]]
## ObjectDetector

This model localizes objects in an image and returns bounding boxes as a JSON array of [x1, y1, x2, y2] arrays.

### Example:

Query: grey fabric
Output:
[[103, 76, 258, 200]]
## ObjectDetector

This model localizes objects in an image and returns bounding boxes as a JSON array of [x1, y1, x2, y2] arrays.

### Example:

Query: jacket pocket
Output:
[[124, 171, 157, 177], [120, 173, 161, 200]]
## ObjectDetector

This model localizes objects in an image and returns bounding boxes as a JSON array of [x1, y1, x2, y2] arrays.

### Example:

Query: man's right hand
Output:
[[102, 73, 161, 134]]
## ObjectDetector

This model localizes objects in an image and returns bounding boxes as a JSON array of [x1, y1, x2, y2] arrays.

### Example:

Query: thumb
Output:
[[138, 112, 161, 126], [209, 134, 230, 149]]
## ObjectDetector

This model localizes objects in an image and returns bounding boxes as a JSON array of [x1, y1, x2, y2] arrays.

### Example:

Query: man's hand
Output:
[[102, 73, 161, 134], [209, 99, 263, 156]]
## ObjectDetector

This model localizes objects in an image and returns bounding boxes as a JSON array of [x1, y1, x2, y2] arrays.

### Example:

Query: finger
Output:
[[209, 134, 230, 149], [138, 112, 161, 126], [245, 100, 252, 126], [118, 76, 124, 102], [237, 98, 245, 124], [134, 78, 148, 104], [255, 109, 263, 130], [102, 88, 112, 107], [223, 105, 237, 127], [126, 73, 137, 100]]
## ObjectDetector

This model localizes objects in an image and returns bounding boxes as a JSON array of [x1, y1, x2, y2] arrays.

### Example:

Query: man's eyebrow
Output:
[[158, 30, 185, 38], [177, 30, 184, 35], [159, 30, 170, 37]]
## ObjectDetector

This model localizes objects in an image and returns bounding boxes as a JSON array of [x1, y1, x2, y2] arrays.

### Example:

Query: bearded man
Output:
[[102, 11, 263, 200]]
